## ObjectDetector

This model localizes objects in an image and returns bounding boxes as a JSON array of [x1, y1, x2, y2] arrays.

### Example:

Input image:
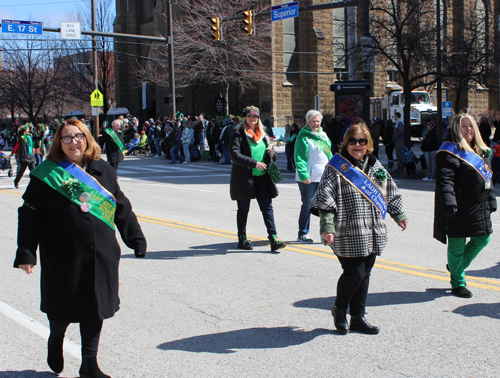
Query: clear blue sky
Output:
[[1, 0, 114, 28]]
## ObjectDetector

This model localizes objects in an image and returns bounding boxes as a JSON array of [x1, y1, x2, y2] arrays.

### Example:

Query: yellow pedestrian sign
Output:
[[90, 89, 104, 107]]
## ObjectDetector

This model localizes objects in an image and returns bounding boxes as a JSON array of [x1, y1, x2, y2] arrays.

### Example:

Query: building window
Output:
[[283, 17, 300, 85]]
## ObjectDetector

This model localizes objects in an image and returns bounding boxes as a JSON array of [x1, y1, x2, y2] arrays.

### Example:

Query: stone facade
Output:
[[114, 0, 500, 123]]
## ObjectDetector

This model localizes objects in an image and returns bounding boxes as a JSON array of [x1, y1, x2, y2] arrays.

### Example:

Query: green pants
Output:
[[447, 235, 490, 289]]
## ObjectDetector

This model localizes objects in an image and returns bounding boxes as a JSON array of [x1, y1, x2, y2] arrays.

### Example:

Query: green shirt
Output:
[[250, 139, 267, 176]]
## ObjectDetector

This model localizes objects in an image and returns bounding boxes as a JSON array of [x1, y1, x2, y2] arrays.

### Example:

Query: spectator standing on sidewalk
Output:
[[420, 120, 440, 181], [392, 112, 405, 174], [181, 120, 194, 164]]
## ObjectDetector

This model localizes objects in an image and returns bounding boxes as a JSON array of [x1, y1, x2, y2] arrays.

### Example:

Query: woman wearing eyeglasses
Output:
[[310, 121, 408, 335], [14, 119, 146, 377], [434, 113, 496, 298], [294, 110, 333, 243]]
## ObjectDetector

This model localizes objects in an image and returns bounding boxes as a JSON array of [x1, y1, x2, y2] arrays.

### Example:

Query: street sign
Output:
[[90, 89, 104, 107], [271, 2, 299, 22], [1, 19, 42, 35], [442, 101, 452, 117], [60, 22, 81, 40]]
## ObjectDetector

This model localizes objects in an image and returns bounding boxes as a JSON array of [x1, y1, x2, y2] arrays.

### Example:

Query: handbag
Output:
[[266, 160, 283, 183]]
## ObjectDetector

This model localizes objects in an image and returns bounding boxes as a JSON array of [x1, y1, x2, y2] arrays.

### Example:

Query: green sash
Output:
[[31, 160, 117, 230], [104, 128, 125, 154]]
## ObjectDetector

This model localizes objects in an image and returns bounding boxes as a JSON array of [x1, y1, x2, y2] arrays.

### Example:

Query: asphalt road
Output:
[[1, 145, 500, 377]]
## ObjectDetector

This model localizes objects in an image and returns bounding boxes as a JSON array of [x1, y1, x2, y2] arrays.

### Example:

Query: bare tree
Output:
[[350, 0, 438, 145], [1, 37, 66, 123], [441, 5, 492, 114], [64, 0, 116, 116], [136, 0, 272, 114], [0, 68, 20, 121]]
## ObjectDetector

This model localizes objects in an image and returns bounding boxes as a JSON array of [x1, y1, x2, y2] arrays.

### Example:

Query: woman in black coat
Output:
[[14, 124, 36, 189], [434, 113, 496, 298], [14, 119, 146, 377], [229, 105, 285, 252]]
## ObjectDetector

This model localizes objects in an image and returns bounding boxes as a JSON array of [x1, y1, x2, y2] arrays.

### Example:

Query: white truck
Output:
[[382, 87, 437, 136]]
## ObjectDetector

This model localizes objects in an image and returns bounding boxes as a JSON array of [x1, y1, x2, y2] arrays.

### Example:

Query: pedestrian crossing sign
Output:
[[90, 89, 104, 107]]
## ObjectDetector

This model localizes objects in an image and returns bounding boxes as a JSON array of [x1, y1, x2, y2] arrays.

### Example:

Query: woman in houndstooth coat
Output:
[[310, 121, 408, 335]]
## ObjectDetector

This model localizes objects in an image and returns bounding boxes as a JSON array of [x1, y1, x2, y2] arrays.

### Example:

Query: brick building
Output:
[[113, 0, 500, 125]]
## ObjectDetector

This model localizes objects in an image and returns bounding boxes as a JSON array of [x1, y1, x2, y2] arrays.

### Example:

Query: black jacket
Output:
[[229, 127, 278, 201], [18, 135, 36, 164], [99, 129, 124, 165], [434, 141, 497, 243], [14, 159, 146, 322], [420, 129, 440, 152]]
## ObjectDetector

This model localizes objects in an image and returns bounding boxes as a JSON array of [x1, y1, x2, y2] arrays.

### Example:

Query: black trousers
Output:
[[335, 254, 377, 317], [49, 319, 103, 358], [14, 161, 35, 186]]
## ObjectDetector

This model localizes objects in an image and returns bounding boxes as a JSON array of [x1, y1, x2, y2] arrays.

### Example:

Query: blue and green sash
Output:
[[104, 128, 125, 154], [31, 159, 117, 230], [328, 154, 388, 219], [438, 142, 492, 182]]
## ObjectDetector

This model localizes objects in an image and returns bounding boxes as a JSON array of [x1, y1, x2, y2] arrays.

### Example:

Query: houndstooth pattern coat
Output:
[[310, 153, 405, 258]]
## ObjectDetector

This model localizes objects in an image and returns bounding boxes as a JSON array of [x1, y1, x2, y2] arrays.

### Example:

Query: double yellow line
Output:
[[137, 214, 500, 292], [3, 188, 498, 292]]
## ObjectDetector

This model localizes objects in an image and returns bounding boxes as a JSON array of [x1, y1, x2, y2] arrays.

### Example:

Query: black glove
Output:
[[135, 250, 146, 258], [443, 206, 457, 218]]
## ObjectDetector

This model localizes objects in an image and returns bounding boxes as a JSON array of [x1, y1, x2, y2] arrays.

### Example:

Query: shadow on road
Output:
[[466, 262, 500, 279], [121, 241, 283, 259], [157, 326, 332, 354], [293, 288, 449, 310], [452, 302, 500, 319], [0, 371, 57, 378]]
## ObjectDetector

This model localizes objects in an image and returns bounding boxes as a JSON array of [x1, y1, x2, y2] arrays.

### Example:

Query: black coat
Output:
[[14, 159, 146, 322], [229, 127, 278, 201], [420, 129, 440, 152], [18, 135, 36, 164], [99, 129, 124, 165], [434, 143, 497, 244]]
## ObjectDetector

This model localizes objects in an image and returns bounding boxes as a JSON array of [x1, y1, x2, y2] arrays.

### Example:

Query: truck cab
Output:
[[383, 87, 437, 137]]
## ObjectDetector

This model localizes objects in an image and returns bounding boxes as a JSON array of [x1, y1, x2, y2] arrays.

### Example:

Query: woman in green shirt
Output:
[[229, 106, 286, 252]]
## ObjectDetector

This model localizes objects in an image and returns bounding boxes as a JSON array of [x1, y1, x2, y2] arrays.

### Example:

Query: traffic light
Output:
[[211, 17, 221, 41], [243, 10, 253, 35]]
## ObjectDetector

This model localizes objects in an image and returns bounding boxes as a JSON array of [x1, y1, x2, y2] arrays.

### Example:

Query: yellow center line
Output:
[[1, 187, 497, 292], [136, 214, 500, 292]]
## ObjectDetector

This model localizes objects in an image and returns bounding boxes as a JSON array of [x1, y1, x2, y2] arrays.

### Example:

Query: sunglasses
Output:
[[347, 137, 368, 146]]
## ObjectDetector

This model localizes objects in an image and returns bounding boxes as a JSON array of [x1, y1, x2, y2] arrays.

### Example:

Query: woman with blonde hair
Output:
[[229, 106, 286, 252], [434, 112, 496, 298], [14, 119, 146, 377]]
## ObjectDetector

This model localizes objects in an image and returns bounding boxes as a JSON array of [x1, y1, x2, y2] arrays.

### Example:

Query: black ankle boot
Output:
[[47, 335, 64, 373], [331, 306, 349, 335], [237, 233, 253, 250], [79, 356, 111, 378], [350, 316, 380, 334], [268, 234, 286, 252]]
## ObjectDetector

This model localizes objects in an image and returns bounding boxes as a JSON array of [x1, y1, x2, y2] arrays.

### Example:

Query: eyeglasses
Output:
[[347, 137, 368, 146], [61, 133, 85, 144]]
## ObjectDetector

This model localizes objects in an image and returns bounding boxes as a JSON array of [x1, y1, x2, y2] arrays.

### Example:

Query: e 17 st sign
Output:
[[1, 20, 43, 35]]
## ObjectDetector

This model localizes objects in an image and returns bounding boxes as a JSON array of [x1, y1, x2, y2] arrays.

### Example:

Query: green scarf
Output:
[[299, 126, 333, 159], [21, 134, 34, 155]]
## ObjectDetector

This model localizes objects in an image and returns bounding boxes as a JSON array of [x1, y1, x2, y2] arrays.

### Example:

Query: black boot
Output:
[[237, 233, 253, 250], [268, 234, 286, 252], [47, 335, 64, 374], [350, 316, 380, 334], [79, 356, 111, 378], [331, 306, 349, 335]]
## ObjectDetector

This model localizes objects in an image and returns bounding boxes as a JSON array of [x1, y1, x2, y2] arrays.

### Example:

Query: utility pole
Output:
[[165, 0, 176, 118], [436, 0, 443, 138], [92, 0, 99, 137]]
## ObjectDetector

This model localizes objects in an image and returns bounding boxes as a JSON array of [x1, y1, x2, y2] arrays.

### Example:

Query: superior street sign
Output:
[[1, 19, 42, 35], [271, 2, 299, 22]]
